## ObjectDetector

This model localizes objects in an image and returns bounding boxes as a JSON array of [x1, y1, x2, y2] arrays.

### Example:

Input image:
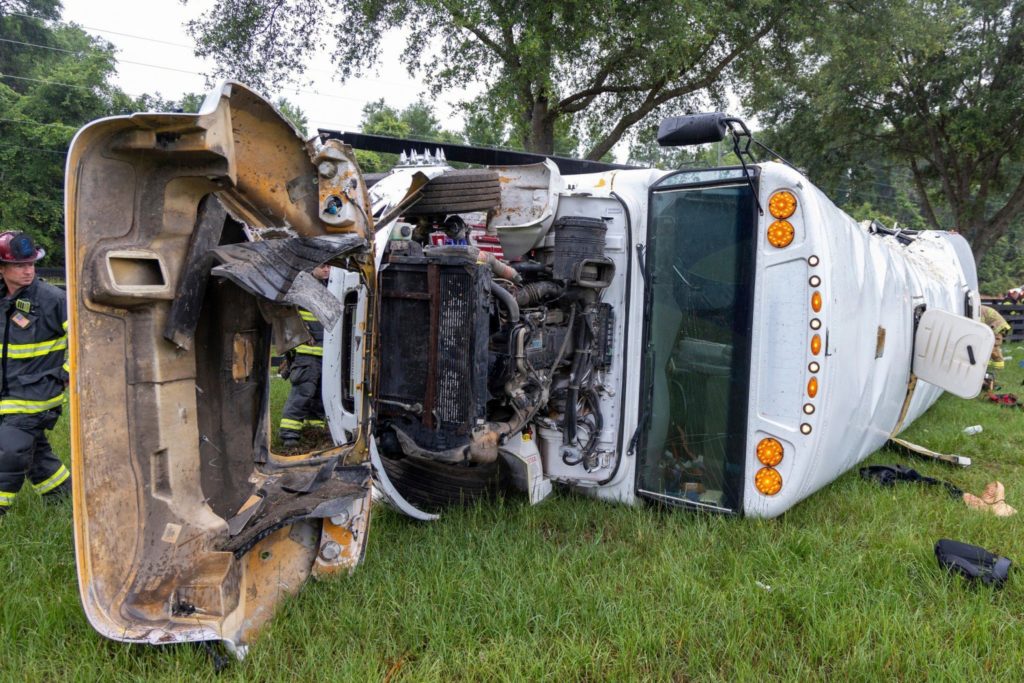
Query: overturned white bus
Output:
[[65, 83, 992, 650]]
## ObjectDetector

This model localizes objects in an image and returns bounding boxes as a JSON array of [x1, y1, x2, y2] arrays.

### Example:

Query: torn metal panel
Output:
[[368, 167, 441, 230], [211, 236, 367, 333], [257, 300, 314, 355], [487, 160, 564, 260], [163, 195, 228, 351], [220, 465, 370, 557], [66, 81, 377, 651], [314, 143, 375, 237]]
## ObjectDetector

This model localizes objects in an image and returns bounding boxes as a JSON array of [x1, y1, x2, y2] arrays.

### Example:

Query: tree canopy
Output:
[[186, 0, 810, 158], [0, 0, 142, 265], [752, 0, 1024, 264], [354, 98, 464, 171]]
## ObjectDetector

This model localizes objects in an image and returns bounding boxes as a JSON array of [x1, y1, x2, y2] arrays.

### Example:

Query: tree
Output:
[[977, 220, 1024, 294], [274, 97, 308, 134], [186, 0, 809, 158], [0, 1, 140, 265], [751, 0, 1024, 263], [352, 98, 467, 171]]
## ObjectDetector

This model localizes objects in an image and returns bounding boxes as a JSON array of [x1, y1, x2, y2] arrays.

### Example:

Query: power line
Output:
[[3, 37, 382, 105], [1, 74, 96, 90], [0, 37, 79, 55], [6, 12, 194, 49], [0, 117, 76, 129], [5, 11, 415, 88], [0, 142, 67, 155]]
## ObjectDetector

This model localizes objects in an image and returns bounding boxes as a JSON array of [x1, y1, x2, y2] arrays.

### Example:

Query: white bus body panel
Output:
[[742, 163, 979, 518]]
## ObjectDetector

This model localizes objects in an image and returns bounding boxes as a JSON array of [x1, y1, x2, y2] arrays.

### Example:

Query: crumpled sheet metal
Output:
[[211, 236, 367, 332], [368, 166, 443, 230], [220, 464, 371, 556]]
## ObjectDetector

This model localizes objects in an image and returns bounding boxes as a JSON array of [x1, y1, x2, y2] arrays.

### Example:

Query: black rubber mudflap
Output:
[[379, 454, 505, 511]]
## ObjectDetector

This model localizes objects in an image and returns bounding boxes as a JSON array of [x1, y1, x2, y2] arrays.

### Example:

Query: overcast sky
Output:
[[60, 0, 475, 137]]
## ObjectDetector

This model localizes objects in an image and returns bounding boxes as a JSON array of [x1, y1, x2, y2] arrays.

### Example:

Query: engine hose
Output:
[[583, 389, 604, 456], [512, 261, 547, 276], [429, 245, 521, 282], [563, 385, 578, 446], [563, 307, 591, 444], [515, 281, 564, 307], [490, 282, 520, 323], [551, 306, 576, 374]]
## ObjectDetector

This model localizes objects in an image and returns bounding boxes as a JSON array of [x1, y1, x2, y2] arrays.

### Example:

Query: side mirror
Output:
[[657, 113, 730, 147]]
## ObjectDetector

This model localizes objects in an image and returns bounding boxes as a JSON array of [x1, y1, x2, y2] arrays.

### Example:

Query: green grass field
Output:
[[2, 355, 1023, 681]]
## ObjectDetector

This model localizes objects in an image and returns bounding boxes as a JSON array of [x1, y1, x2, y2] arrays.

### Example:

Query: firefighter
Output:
[[0, 231, 70, 517], [278, 264, 330, 449], [981, 305, 1012, 370]]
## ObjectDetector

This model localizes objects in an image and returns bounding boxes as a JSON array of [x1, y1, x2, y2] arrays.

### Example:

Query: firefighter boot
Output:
[[42, 478, 71, 502]]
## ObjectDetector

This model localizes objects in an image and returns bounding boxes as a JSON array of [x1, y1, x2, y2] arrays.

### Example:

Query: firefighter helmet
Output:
[[0, 231, 45, 264]]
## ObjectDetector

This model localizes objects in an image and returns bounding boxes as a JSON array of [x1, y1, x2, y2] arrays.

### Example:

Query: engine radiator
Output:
[[378, 250, 492, 451]]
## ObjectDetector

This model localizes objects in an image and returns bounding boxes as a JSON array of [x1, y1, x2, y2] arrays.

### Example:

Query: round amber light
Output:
[[756, 438, 784, 466], [808, 377, 819, 398], [769, 191, 797, 219], [755, 467, 783, 496], [811, 291, 822, 312], [767, 220, 795, 248], [811, 334, 822, 355]]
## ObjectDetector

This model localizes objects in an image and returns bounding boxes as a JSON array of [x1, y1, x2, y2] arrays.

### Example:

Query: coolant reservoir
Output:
[[537, 426, 564, 478]]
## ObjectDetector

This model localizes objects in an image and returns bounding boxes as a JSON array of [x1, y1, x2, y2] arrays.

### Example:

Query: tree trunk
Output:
[[523, 96, 555, 154]]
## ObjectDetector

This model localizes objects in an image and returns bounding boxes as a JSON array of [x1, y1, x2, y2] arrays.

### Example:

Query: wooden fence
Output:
[[982, 298, 1024, 342], [37, 267, 64, 283]]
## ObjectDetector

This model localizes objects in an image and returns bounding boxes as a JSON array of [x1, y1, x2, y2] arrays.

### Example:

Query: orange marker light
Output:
[[756, 438, 784, 466], [811, 291, 822, 312], [767, 220, 794, 248], [755, 467, 783, 496], [811, 334, 822, 355], [769, 191, 797, 219], [808, 377, 819, 398]]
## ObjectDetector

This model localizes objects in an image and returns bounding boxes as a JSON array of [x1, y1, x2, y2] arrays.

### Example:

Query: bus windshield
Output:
[[637, 180, 757, 512]]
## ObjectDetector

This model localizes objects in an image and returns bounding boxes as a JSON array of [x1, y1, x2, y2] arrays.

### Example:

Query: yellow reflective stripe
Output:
[[62, 320, 69, 331], [298, 310, 318, 322], [0, 393, 65, 414], [295, 344, 323, 356], [3, 336, 68, 359], [0, 491, 16, 506], [33, 466, 69, 494], [62, 361, 70, 373], [304, 419, 326, 427], [280, 418, 304, 430]]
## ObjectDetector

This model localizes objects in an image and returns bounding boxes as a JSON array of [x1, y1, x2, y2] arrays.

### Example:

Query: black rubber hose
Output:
[[512, 261, 547, 276], [490, 282, 520, 323], [515, 281, 564, 307]]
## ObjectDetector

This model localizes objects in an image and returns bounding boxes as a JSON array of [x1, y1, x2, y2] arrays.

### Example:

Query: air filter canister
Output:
[[552, 216, 607, 281]]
